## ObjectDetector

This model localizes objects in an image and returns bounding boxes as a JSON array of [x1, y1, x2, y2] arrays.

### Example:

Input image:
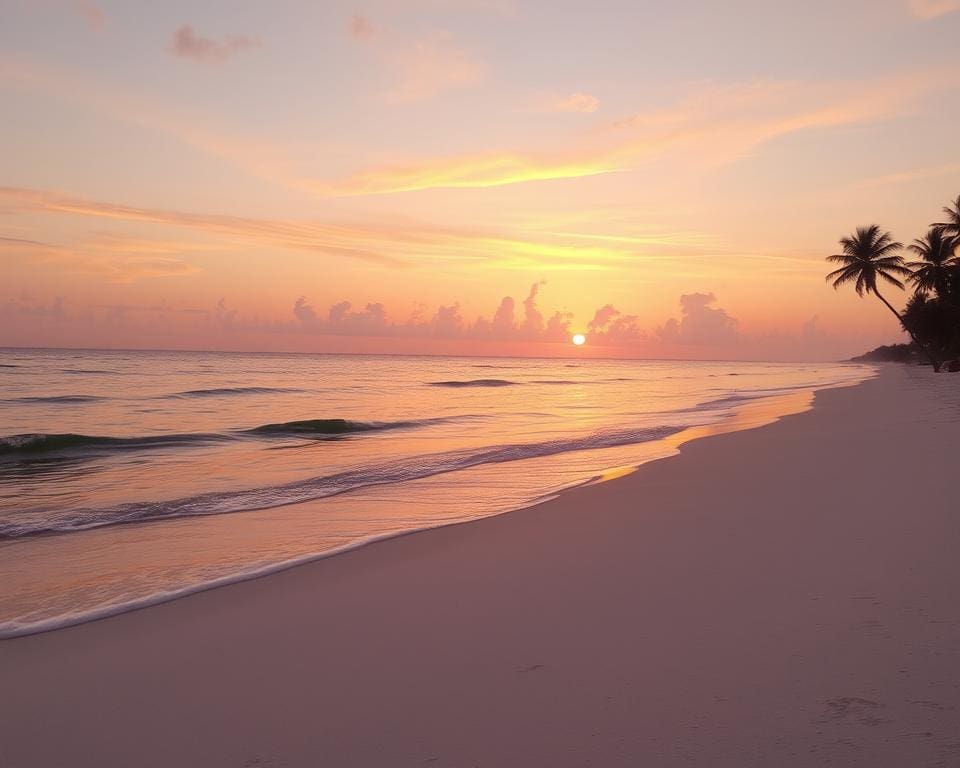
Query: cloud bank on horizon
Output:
[[2, 0, 959, 360], [1, 282, 875, 363]]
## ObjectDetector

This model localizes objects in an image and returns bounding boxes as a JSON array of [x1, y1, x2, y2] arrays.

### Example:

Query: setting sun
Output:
[[572, 334, 586, 346]]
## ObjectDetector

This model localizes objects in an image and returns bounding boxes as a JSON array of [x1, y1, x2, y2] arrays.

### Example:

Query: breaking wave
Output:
[[430, 379, 518, 388], [166, 386, 305, 398], [7, 395, 107, 404], [0, 423, 685, 538], [0, 432, 228, 456]]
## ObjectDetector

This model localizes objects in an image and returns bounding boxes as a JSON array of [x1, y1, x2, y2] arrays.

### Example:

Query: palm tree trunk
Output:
[[873, 288, 941, 372]]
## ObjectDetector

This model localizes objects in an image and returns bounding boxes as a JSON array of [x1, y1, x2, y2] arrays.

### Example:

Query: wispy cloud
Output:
[[539, 92, 600, 114], [311, 70, 956, 196], [169, 25, 260, 63], [309, 149, 620, 196], [908, 0, 960, 18], [347, 17, 485, 103], [849, 161, 960, 189], [0, 234, 202, 283], [74, 1, 106, 29], [0, 187, 405, 266], [0, 55, 336, 190], [349, 13, 378, 42], [385, 32, 486, 102], [0, 186, 721, 275]]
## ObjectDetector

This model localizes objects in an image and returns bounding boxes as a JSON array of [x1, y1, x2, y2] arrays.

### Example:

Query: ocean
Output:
[[0, 348, 871, 637]]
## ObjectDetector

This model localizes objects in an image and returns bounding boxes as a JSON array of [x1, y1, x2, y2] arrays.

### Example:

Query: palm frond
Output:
[[826, 253, 856, 264], [855, 272, 867, 296], [878, 270, 905, 290], [825, 224, 906, 299], [826, 265, 858, 283]]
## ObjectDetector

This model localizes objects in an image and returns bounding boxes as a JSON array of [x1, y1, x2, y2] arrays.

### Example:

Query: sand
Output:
[[2, 364, 959, 767]]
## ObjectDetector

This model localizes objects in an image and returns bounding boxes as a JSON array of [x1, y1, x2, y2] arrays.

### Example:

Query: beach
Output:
[[2, 363, 958, 767]]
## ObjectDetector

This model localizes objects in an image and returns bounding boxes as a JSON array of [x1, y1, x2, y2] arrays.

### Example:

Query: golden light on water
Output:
[[572, 333, 586, 346]]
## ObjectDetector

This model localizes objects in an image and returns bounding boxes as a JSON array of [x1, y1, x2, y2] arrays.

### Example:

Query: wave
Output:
[[430, 379, 518, 388], [1, 414, 471, 459], [166, 386, 304, 398], [62, 369, 114, 375], [0, 432, 228, 457], [0, 363, 19, 368], [692, 385, 818, 413], [245, 417, 435, 437], [0, 423, 685, 538], [691, 393, 755, 411], [7, 395, 106, 404]]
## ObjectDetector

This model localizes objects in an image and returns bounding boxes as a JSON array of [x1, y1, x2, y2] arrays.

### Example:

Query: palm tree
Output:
[[933, 195, 960, 304], [934, 194, 960, 240], [906, 227, 958, 300], [826, 225, 941, 371]]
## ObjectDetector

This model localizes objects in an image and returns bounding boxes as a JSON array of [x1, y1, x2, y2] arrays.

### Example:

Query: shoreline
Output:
[[0, 375, 861, 640], [3, 364, 958, 767]]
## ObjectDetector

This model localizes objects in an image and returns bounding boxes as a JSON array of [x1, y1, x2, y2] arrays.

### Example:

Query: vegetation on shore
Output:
[[828, 195, 960, 372], [849, 343, 917, 363]]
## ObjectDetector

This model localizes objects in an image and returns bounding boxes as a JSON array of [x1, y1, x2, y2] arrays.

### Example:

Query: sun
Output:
[[572, 333, 586, 346]]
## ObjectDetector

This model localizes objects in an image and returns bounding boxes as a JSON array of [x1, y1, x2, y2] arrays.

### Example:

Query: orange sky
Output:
[[2, 0, 959, 360]]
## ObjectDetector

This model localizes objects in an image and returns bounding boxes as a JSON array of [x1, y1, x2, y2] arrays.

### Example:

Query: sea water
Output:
[[0, 349, 871, 636]]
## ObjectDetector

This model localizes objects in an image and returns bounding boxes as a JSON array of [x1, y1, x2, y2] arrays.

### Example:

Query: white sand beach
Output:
[[2, 364, 959, 768]]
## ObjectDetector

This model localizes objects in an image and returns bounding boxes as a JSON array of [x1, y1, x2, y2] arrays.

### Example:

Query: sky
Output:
[[2, 0, 959, 360]]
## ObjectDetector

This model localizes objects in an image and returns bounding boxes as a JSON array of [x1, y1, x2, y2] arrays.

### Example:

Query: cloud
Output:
[[0, 233, 202, 283], [1, 294, 68, 321], [849, 161, 960, 190], [0, 186, 406, 267], [386, 33, 486, 102], [346, 13, 485, 103], [0, 57, 316, 189], [2, 186, 686, 273], [587, 304, 619, 332], [544, 310, 574, 341], [291, 282, 566, 342], [312, 69, 957, 196], [74, 1, 106, 29], [94, 301, 208, 323], [908, 0, 960, 18], [586, 304, 645, 342], [543, 92, 600, 114], [349, 14, 378, 42], [295, 297, 390, 335], [428, 303, 467, 336], [522, 281, 545, 333], [169, 25, 260, 63], [284, 287, 743, 351], [309, 149, 617, 196], [2, 283, 880, 361], [656, 292, 739, 345]]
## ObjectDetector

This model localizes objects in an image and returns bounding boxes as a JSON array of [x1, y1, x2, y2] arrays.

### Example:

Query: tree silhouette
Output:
[[906, 227, 958, 300], [934, 194, 960, 241], [826, 225, 941, 371]]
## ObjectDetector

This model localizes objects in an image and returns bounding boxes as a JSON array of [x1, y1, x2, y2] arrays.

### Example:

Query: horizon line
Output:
[[0, 344, 858, 366]]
